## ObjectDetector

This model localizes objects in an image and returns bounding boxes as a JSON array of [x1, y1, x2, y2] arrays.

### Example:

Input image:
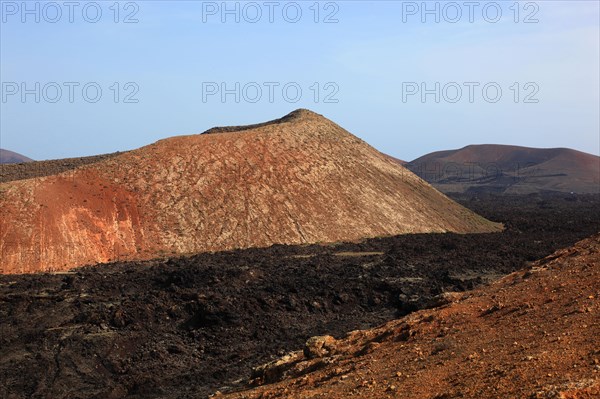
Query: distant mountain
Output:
[[0, 149, 33, 164], [407, 144, 600, 194], [0, 109, 501, 273]]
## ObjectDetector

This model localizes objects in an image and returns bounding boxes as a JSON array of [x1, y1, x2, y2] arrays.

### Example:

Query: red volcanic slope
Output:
[[0, 110, 501, 274]]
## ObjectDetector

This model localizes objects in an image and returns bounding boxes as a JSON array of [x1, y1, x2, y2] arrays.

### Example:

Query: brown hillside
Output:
[[383, 154, 406, 165], [220, 233, 600, 399], [0, 110, 501, 274], [408, 144, 600, 194]]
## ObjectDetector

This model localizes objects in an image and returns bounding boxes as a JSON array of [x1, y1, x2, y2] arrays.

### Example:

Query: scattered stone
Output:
[[251, 352, 303, 384], [304, 336, 337, 359]]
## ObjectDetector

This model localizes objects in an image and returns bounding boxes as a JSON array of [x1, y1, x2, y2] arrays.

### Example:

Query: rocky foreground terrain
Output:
[[0, 109, 500, 274], [222, 231, 600, 399], [0, 193, 598, 399]]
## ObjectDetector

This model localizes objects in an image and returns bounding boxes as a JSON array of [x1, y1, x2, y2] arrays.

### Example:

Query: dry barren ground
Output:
[[223, 233, 600, 399], [0, 194, 598, 399]]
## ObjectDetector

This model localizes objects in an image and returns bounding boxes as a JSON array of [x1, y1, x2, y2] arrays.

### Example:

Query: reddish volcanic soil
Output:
[[0, 109, 501, 274], [221, 233, 600, 399], [408, 144, 600, 194]]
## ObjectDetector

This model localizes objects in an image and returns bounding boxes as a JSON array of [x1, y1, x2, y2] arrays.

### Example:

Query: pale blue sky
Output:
[[1, 0, 598, 161]]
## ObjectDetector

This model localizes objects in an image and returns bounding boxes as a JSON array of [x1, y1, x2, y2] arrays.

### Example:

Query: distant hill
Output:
[[407, 144, 600, 194], [0, 109, 500, 273], [0, 149, 33, 164]]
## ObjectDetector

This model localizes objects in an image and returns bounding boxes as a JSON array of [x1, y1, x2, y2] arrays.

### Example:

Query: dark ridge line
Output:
[[0, 152, 125, 184], [202, 109, 319, 135]]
